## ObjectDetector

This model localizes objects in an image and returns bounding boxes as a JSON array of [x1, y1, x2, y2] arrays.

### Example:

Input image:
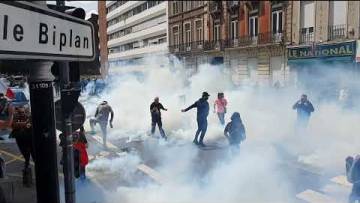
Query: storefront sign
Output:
[[288, 41, 355, 60]]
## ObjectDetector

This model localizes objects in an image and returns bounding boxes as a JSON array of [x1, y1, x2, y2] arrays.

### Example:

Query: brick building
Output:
[[98, 1, 108, 78]]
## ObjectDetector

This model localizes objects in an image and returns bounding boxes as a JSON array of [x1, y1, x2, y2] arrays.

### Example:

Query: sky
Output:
[[46, 1, 98, 19]]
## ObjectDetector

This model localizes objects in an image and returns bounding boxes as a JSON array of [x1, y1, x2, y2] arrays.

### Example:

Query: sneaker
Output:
[[193, 140, 199, 145], [90, 131, 96, 135]]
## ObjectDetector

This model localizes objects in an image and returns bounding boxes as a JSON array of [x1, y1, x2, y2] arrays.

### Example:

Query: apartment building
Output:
[[168, 1, 210, 74], [287, 1, 360, 94], [223, 1, 288, 86], [167, 1, 288, 86], [105, 1, 168, 68]]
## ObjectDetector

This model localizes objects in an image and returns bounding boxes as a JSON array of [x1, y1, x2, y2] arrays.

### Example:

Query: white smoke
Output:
[[78, 54, 359, 203]]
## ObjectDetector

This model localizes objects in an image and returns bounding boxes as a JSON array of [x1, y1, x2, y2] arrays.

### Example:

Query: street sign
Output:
[[55, 100, 86, 132], [0, 1, 95, 61]]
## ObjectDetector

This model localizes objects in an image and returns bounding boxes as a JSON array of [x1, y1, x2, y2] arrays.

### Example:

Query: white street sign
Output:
[[0, 1, 95, 61]]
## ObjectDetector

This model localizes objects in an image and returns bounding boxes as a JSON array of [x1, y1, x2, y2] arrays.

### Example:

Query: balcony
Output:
[[204, 40, 225, 51], [227, 1, 240, 12], [328, 24, 346, 41], [169, 41, 204, 54], [209, 1, 222, 18], [258, 32, 284, 44], [108, 43, 168, 60], [299, 32, 314, 44]]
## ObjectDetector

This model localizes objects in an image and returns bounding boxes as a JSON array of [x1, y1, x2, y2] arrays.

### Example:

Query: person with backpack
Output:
[[10, 106, 34, 187], [224, 112, 246, 154], [182, 92, 210, 147], [346, 155, 360, 203], [150, 97, 168, 140], [214, 92, 228, 125], [73, 126, 89, 181]]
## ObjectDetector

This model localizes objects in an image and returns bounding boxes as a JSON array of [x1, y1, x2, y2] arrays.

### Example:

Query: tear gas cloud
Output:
[[81, 55, 360, 203]]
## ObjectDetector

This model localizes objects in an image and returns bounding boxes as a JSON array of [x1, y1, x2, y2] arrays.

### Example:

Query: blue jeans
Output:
[[217, 112, 225, 125], [194, 118, 207, 144]]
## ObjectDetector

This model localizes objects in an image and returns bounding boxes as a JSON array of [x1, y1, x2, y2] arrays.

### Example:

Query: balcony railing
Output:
[[204, 40, 225, 51], [258, 32, 284, 44], [299, 32, 314, 44], [328, 24, 346, 41], [169, 41, 204, 53]]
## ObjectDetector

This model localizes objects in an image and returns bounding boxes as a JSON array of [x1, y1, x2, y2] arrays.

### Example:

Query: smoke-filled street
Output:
[[64, 55, 359, 203]]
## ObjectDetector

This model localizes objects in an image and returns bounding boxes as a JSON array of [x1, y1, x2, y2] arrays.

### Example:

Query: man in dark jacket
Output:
[[150, 97, 167, 140], [292, 94, 314, 129], [182, 92, 210, 147]]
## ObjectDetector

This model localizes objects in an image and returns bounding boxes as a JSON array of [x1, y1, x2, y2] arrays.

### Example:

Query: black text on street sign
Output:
[[0, 1, 95, 61]]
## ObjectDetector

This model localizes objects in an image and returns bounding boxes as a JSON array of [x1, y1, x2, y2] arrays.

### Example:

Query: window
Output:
[[249, 16, 258, 37], [183, 1, 192, 11], [195, 20, 203, 42], [300, 1, 314, 30], [172, 1, 180, 15], [184, 23, 191, 46], [272, 10, 283, 34], [230, 20, 238, 39], [173, 26, 179, 45], [329, 1, 347, 26], [214, 21, 220, 41]]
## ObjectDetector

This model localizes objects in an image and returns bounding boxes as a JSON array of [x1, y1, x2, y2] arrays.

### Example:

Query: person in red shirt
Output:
[[214, 92, 228, 125], [73, 126, 89, 180]]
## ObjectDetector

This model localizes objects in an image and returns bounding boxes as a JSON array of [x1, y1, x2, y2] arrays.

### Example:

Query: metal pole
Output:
[[28, 61, 60, 203], [59, 62, 76, 203], [55, 1, 76, 202]]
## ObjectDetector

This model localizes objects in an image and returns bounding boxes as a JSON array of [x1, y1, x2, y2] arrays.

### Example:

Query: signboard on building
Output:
[[288, 41, 356, 60], [0, 1, 95, 61]]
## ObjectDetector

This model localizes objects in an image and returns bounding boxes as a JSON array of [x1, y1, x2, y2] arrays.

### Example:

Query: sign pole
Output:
[[28, 61, 60, 203], [59, 61, 76, 203]]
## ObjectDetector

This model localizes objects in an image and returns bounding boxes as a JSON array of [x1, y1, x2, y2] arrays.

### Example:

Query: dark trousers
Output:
[[217, 112, 225, 125], [151, 118, 167, 139], [194, 118, 207, 144], [349, 184, 360, 203], [80, 166, 86, 180], [13, 129, 35, 169]]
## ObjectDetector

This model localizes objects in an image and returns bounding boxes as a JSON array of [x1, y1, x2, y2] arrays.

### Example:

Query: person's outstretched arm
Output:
[[182, 101, 197, 112]]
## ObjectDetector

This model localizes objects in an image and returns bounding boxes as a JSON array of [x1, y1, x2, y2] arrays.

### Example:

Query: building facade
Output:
[[286, 1, 360, 98], [168, 1, 289, 86], [98, 1, 108, 77], [105, 1, 168, 67]]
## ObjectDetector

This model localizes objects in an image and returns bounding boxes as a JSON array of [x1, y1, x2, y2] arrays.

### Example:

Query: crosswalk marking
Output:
[[91, 134, 117, 150], [331, 175, 352, 188], [296, 189, 340, 203], [137, 164, 168, 185]]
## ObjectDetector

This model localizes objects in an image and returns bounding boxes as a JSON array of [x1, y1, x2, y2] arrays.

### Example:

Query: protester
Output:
[[10, 106, 34, 187], [346, 155, 360, 203], [182, 92, 210, 147], [0, 93, 9, 120], [224, 112, 246, 153], [73, 126, 89, 180], [214, 92, 227, 125], [90, 101, 114, 148], [292, 94, 314, 131], [150, 97, 168, 140]]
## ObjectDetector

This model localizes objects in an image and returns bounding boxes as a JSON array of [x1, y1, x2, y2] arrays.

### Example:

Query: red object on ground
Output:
[[73, 142, 89, 167]]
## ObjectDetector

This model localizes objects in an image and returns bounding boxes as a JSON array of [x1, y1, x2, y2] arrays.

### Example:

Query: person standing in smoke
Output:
[[10, 106, 34, 187], [150, 97, 168, 140], [346, 155, 360, 203], [292, 94, 314, 130], [181, 92, 210, 147], [214, 92, 227, 125], [224, 112, 246, 153], [90, 101, 114, 148]]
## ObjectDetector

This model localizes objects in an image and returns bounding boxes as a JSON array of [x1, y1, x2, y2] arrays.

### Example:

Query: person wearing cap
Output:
[[182, 92, 210, 147], [89, 101, 114, 148], [150, 97, 168, 140]]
